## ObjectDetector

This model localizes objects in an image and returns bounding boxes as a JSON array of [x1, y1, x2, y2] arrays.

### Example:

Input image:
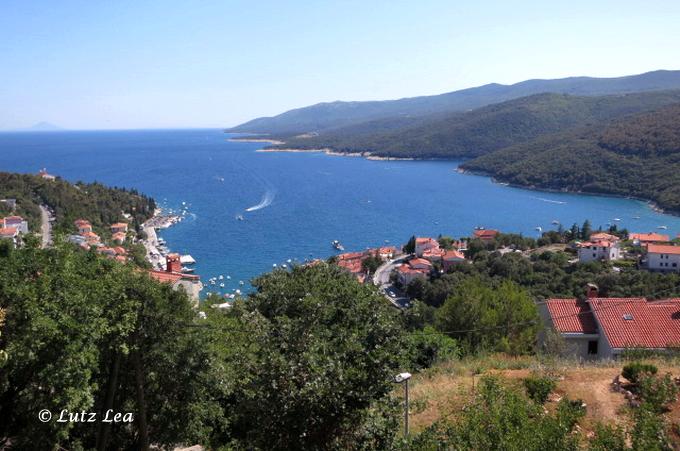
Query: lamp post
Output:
[[394, 372, 412, 436]]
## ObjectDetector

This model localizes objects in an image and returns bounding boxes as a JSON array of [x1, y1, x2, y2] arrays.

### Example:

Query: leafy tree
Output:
[[362, 254, 383, 274], [581, 220, 592, 240], [435, 278, 539, 354], [219, 263, 407, 450]]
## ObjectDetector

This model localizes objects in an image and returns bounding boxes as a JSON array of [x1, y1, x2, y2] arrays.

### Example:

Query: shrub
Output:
[[638, 373, 679, 413], [622, 362, 658, 383], [589, 423, 627, 451], [523, 375, 556, 404]]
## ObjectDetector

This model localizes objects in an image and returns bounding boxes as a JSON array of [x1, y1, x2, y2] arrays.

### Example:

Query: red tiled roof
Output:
[[422, 248, 445, 257], [74, 219, 90, 226], [409, 258, 433, 267], [590, 232, 620, 242], [647, 244, 680, 255], [546, 299, 598, 334], [473, 229, 499, 239], [3, 215, 23, 222], [81, 231, 99, 238], [630, 232, 670, 243], [443, 249, 465, 260], [589, 298, 680, 349], [415, 237, 438, 245], [0, 226, 18, 236], [147, 270, 184, 283], [578, 240, 615, 248], [111, 222, 128, 229]]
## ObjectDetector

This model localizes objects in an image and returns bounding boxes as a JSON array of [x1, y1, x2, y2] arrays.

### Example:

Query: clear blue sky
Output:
[[1, 0, 679, 130]]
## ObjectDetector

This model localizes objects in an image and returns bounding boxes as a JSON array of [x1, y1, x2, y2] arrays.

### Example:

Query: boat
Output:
[[332, 240, 345, 251], [236, 214, 244, 221], [218, 275, 224, 280], [210, 280, 216, 285], [658, 225, 668, 230], [535, 226, 542, 232], [633, 216, 641, 219], [551, 220, 560, 225], [613, 218, 621, 222], [181, 266, 194, 273], [226, 275, 231, 279], [180, 254, 196, 265], [219, 283, 225, 288]]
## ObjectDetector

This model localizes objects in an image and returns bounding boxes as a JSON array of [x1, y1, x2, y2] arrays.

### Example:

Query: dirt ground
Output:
[[406, 361, 680, 438]]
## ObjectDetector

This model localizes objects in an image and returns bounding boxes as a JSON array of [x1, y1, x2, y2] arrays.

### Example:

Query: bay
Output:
[[1, 128, 679, 295]]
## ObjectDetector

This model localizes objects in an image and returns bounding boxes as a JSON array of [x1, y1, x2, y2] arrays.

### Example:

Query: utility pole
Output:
[[395, 372, 412, 437]]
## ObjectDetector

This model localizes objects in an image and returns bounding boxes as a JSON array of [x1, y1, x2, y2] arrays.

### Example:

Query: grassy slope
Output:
[[403, 354, 680, 443]]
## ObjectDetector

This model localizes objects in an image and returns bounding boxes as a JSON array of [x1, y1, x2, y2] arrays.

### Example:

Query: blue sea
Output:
[[2, 128, 680, 295]]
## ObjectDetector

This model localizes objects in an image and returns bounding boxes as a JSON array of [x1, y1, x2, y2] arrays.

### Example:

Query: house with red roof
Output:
[[0, 227, 19, 246], [442, 249, 466, 271], [147, 254, 202, 306], [473, 229, 499, 242], [110, 222, 128, 234], [646, 243, 680, 272], [2, 215, 29, 234], [577, 233, 621, 263], [396, 258, 433, 286], [415, 237, 439, 257], [75, 219, 93, 235], [630, 232, 670, 246], [541, 286, 680, 359], [112, 232, 126, 243], [38, 168, 56, 181]]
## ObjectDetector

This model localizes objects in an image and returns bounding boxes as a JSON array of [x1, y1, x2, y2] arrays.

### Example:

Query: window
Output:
[[588, 340, 598, 355], [623, 314, 633, 320]]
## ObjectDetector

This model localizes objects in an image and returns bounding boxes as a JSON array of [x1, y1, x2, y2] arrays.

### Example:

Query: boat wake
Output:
[[245, 190, 276, 212], [534, 197, 566, 205]]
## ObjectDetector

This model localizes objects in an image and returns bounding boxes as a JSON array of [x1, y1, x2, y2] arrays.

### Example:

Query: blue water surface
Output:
[[2, 128, 679, 294]]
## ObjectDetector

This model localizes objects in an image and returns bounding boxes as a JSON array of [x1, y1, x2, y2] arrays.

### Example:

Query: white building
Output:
[[414, 237, 439, 257], [646, 244, 680, 272], [577, 234, 621, 263]]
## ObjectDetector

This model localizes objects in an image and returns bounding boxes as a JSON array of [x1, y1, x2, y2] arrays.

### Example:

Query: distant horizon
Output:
[[6, 67, 680, 132], [3, 0, 680, 130]]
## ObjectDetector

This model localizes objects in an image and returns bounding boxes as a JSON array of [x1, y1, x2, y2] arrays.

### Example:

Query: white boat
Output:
[[535, 226, 542, 232], [210, 280, 216, 285], [226, 275, 231, 279], [219, 283, 225, 288], [613, 218, 621, 222], [633, 216, 641, 219], [218, 275, 224, 280], [236, 215, 244, 221], [181, 267, 194, 273], [658, 225, 668, 230], [551, 220, 560, 225], [239, 281, 244, 285], [180, 255, 196, 264], [332, 240, 345, 251]]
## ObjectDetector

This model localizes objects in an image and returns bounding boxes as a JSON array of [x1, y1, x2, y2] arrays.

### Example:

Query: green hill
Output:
[[270, 90, 680, 159], [228, 70, 680, 136], [0, 172, 156, 234], [461, 103, 680, 212]]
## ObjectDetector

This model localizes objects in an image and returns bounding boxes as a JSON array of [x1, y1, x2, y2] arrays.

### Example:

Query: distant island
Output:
[[226, 69, 680, 214]]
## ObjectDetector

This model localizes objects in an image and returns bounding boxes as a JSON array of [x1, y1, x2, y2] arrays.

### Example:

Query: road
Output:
[[373, 255, 412, 309], [39, 205, 53, 248]]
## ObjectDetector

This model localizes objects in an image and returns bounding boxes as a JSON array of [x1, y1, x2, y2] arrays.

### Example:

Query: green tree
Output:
[[220, 263, 407, 450], [435, 278, 539, 354], [404, 235, 416, 254], [581, 220, 592, 240]]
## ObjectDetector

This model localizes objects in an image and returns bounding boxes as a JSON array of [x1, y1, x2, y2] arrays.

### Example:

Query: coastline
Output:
[[456, 167, 674, 217], [141, 208, 186, 270], [229, 137, 285, 145], [260, 144, 677, 217], [255, 147, 415, 161]]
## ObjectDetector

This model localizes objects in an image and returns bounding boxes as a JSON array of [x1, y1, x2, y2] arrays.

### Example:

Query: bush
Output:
[[523, 375, 556, 404], [638, 373, 679, 413], [622, 362, 658, 383]]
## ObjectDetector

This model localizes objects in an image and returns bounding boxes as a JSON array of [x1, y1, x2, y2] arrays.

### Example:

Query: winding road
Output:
[[372, 255, 412, 309], [39, 205, 53, 248]]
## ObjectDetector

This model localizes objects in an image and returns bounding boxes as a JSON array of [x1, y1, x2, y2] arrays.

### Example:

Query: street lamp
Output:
[[394, 372, 412, 436]]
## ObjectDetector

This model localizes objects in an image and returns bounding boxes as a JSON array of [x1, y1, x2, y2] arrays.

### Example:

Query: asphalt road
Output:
[[39, 205, 53, 248], [373, 255, 412, 309]]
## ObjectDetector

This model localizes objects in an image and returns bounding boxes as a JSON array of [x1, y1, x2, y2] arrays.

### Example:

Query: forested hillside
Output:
[[269, 90, 680, 159], [227, 70, 680, 135], [0, 172, 155, 234], [461, 103, 680, 212]]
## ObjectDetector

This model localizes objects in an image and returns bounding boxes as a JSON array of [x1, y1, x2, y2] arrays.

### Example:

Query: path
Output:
[[39, 205, 52, 248]]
